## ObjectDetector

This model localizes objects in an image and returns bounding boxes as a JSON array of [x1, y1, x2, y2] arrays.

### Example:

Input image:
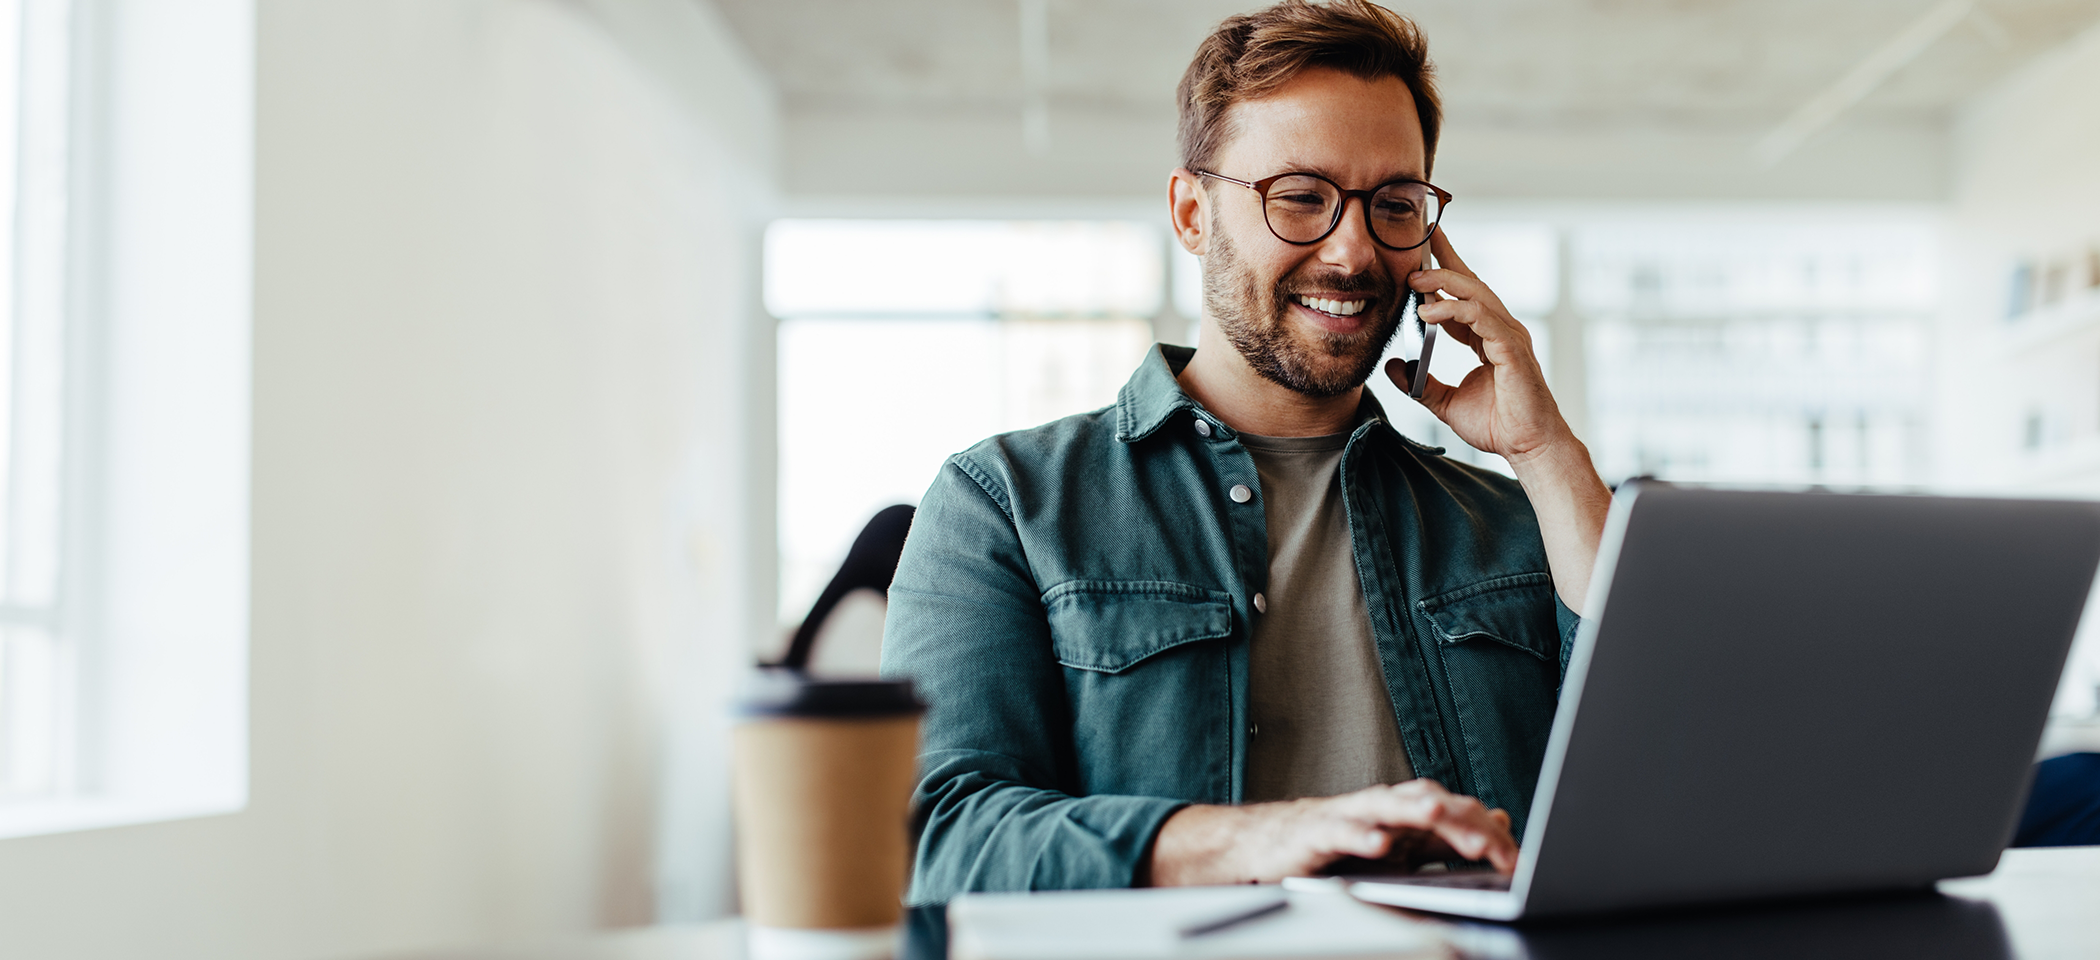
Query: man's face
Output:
[[1198, 68, 1429, 399]]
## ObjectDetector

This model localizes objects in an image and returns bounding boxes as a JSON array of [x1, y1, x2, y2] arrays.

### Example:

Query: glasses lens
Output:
[[1369, 182, 1439, 250], [1262, 175, 1341, 243]]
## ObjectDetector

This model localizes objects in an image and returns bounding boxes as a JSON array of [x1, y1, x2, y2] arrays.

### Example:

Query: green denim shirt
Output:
[[881, 344, 1581, 906]]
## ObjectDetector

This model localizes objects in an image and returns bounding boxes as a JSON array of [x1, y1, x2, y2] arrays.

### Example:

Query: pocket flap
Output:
[[1418, 572, 1556, 661], [1044, 580, 1234, 674]]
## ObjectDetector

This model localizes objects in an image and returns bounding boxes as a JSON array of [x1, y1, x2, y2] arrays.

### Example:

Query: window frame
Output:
[[0, 0, 254, 839]]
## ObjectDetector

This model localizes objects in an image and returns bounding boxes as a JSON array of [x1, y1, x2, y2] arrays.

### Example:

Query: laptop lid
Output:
[[1513, 484, 2100, 917]]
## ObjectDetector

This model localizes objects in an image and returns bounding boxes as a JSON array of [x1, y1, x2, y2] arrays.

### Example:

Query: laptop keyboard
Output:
[[1370, 870, 1512, 891]]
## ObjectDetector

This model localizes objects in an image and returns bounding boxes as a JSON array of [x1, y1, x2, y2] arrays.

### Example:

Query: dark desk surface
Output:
[[410, 846, 2100, 960]]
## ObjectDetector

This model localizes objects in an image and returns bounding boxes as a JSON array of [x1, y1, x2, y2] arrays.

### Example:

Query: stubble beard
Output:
[[1203, 223, 1404, 400]]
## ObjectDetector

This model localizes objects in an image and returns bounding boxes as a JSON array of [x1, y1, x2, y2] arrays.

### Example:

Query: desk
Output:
[[405, 846, 2100, 960]]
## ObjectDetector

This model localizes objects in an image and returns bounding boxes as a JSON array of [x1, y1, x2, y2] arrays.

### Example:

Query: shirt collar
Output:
[[1112, 344, 1202, 443]]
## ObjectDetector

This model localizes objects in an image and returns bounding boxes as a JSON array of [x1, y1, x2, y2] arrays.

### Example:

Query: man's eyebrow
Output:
[[1273, 162, 1428, 185]]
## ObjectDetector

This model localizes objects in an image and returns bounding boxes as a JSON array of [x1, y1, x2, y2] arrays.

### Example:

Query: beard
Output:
[[1202, 223, 1404, 399]]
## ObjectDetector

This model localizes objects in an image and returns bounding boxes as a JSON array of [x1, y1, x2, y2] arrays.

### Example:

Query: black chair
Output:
[[776, 504, 915, 672]]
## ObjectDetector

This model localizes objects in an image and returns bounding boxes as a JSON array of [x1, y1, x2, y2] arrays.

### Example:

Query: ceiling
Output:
[[711, 0, 2100, 202]]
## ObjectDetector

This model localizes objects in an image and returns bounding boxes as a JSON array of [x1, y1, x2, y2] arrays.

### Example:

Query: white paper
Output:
[[948, 885, 1442, 960]]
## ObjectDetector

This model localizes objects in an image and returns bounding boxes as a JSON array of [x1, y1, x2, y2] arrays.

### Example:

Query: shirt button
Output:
[[1193, 417, 1212, 438], [1253, 593, 1268, 613], [1248, 724, 1260, 737], [1229, 484, 1253, 503]]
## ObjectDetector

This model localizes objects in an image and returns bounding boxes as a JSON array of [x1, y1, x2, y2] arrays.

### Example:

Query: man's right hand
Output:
[[1141, 779, 1519, 887]]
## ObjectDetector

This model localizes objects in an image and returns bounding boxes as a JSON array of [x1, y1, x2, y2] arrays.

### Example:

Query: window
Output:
[[0, 0, 74, 802], [1575, 214, 1937, 487], [0, 0, 253, 838], [769, 220, 1164, 638]]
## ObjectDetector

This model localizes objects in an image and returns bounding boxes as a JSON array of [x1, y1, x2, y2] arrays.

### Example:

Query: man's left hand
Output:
[[1384, 228, 1573, 468]]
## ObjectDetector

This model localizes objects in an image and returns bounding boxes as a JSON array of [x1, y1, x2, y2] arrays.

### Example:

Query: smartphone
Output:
[[1407, 247, 1436, 399]]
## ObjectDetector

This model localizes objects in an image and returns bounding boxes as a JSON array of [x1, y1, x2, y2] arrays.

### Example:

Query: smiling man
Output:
[[881, 0, 1613, 903]]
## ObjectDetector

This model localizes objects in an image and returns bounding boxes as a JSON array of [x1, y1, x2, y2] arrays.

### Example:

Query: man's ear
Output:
[[1169, 168, 1207, 257]]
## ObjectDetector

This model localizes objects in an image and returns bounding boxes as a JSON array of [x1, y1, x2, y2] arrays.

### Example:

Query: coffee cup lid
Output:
[[737, 670, 925, 718]]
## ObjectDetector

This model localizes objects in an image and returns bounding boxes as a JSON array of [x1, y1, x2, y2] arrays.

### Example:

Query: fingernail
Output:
[[1363, 831, 1385, 848]]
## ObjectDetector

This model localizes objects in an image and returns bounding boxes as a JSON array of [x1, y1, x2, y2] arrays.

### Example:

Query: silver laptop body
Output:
[[1348, 483, 2100, 920]]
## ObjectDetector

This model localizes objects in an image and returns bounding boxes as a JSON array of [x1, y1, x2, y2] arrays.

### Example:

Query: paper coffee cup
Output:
[[734, 672, 924, 958]]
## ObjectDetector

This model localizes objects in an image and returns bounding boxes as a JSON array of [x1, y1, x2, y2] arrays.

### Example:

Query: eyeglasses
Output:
[[1196, 170, 1451, 251]]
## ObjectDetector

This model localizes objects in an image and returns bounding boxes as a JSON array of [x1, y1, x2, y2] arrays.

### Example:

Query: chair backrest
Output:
[[778, 504, 916, 672]]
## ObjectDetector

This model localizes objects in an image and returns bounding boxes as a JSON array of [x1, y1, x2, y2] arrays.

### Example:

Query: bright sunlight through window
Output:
[[769, 220, 1162, 635], [0, 0, 73, 803]]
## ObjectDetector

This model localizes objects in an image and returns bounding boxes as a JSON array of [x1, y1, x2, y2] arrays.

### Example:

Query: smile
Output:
[[1294, 294, 1368, 317]]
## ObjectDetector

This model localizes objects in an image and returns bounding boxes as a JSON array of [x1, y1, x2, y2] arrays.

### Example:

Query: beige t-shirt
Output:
[[1240, 431, 1414, 802]]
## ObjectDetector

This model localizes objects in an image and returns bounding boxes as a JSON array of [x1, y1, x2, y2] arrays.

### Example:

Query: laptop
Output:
[[1342, 482, 2100, 921]]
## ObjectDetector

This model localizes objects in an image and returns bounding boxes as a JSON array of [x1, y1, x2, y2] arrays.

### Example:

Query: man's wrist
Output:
[[1146, 803, 1246, 887], [1506, 435, 1612, 525], [1502, 433, 1613, 614], [1505, 433, 1593, 485]]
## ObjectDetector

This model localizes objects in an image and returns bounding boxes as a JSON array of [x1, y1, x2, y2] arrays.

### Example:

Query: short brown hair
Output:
[[1177, 1, 1441, 177]]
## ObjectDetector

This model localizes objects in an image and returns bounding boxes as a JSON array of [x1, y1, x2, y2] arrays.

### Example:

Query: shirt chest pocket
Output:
[[1418, 572, 1559, 664], [1044, 580, 1235, 673], [1042, 579, 1236, 798]]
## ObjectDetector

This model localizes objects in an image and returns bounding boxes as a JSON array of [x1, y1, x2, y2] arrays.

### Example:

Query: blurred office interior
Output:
[[0, 0, 2097, 957]]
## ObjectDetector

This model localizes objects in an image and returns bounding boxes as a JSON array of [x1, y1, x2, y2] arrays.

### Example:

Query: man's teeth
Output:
[[1296, 295, 1366, 317]]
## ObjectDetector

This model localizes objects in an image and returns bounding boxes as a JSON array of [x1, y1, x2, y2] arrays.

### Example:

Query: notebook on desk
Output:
[[1344, 483, 2100, 921]]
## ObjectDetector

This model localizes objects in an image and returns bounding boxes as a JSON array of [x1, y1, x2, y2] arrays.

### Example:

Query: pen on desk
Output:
[[1177, 895, 1291, 938]]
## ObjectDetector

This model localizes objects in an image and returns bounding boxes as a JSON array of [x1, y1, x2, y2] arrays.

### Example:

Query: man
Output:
[[881, 0, 1613, 904]]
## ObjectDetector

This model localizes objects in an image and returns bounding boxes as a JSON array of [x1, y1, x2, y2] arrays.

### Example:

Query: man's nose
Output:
[[1317, 196, 1379, 274]]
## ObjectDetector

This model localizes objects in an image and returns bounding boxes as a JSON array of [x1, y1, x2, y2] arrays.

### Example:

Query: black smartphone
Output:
[[1406, 249, 1436, 399]]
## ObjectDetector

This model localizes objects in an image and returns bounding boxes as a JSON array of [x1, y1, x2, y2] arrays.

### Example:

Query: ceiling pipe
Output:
[[1754, 0, 1974, 166]]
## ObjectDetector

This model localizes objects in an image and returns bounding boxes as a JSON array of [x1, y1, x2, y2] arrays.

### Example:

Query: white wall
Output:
[[1942, 18, 2100, 716], [1941, 17, 2100, 492], [0, 0, 774, 956]]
